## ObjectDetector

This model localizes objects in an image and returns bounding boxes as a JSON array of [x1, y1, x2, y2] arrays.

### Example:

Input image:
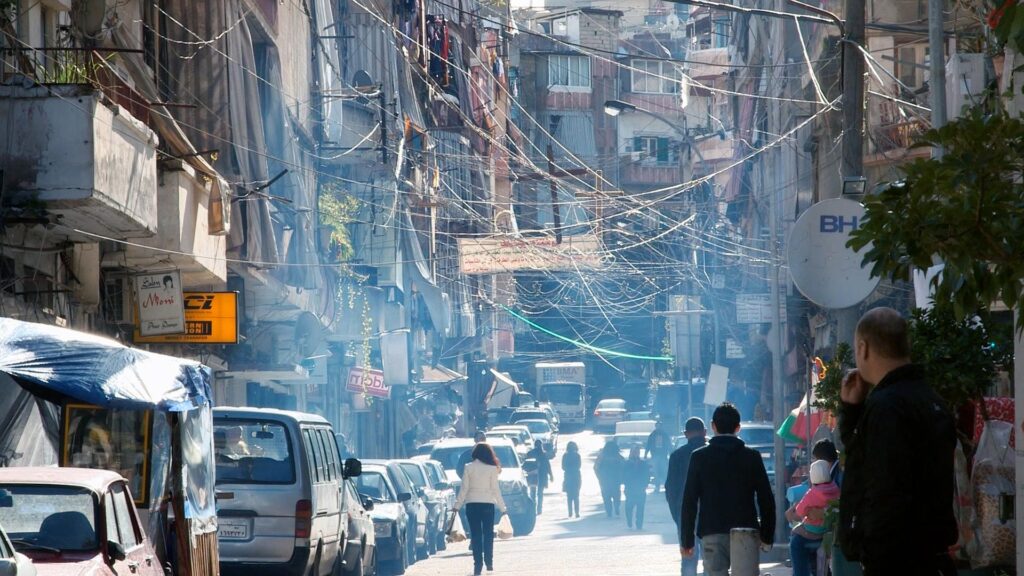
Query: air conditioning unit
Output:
[[102, 275, 134, 325], [630, 151, 643, 162]]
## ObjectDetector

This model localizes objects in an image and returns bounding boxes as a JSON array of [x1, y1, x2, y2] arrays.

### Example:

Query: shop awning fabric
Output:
[[420, 365, 466, 385], [0, 318, 212, 412]]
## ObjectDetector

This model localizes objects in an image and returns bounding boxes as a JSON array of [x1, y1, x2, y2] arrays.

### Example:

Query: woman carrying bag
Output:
[[454, 442, 508, 575]]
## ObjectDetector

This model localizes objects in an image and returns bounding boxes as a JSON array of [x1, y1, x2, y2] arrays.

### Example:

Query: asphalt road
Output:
[[404, 430, 791, 576]]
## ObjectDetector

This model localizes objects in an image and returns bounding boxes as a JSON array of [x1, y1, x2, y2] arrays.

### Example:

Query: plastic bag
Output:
[[496, 514, 514, 540], [968, 420, 1015, 569], [446, 511, 467, 543]]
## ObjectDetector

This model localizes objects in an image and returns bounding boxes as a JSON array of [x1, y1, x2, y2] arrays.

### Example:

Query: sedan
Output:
[[516, 419, 558, 455], [356, 466, 410, 576], [0, 467, 162, 576], [341, 478, 376, 576], [593, 398, 628, 432]]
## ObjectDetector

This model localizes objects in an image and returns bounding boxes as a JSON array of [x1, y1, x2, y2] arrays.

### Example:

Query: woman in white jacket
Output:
[[454, 442, 507, 575]]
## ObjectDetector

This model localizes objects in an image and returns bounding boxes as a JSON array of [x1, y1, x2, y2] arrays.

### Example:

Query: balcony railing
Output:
[[871, 118, 927, 153]]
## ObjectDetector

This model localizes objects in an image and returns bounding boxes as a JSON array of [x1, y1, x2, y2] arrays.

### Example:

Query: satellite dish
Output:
[[294, 312, 325, 359], [787, 198, 880, 309]]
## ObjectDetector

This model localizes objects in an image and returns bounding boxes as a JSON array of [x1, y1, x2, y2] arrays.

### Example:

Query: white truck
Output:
[[534, 362, 587, 427]]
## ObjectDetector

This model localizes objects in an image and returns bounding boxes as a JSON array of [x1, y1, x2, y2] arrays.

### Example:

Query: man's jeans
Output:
[[681, 539, 701, 576], [790, 532, 822, 576], [529, 485, 545, 514], [701, 533, 731, 576]]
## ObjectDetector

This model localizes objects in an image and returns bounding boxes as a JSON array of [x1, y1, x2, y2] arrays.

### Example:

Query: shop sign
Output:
[[347, 367, 390, 399], [135, 271, 185, 336], [134, 292, 239, 344]]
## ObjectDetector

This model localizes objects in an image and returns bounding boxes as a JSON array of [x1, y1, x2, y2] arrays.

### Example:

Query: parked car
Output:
[[516, 419, 558, 455], [614, 420, 657, 456], [485, 431, 529, 459], [593, 398, 628, 432], [488, 425, 535, 451], [0, 467, 160, 576], [213, 407, 359, 576], [485, 407, 515, 429], [0, 520, 34, 576], [509, 409, 557, 431], [429, 438, 536, 536], [356, 465, 410, 576], [363, 461, 427, 566], [340, 478, 376, 576], [533, 403, 560, 430], [417, 460, 455, 551], [394, 460, 446, 557]]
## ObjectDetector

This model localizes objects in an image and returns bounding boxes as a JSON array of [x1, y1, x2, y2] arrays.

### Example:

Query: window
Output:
[[303, 429, 323, 483], [64, 405, 151, 504], [320, 430, 340, 481], [713, 19, 730, 48], [631, 59, 679, 94], [632, 136, 673, 164], [213, 420, 295, 485], [110, 483, 140, 549], [0, 485, 98, 552], [898, 44, 927, 88], [548, 55, 591, 88]]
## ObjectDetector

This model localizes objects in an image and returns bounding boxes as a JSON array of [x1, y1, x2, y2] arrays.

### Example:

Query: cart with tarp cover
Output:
[[0, 318, 218, 576]]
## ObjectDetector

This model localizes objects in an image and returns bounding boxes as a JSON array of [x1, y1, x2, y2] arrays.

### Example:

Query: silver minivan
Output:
[[213, 407, 360, 576]]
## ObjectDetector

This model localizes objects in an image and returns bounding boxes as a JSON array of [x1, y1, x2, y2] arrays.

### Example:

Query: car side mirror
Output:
[[0, 558, 17, 576], [361, 495, 375, 510], [107, 540, 127, 562], [398, 492, 413, 502], [343, 458, 362, 479]]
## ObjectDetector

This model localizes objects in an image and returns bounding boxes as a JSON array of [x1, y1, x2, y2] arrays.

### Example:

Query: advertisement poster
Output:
[[135, 271, 185, 336], [346, 367, 390, 399], [134, 292, 239, 344]]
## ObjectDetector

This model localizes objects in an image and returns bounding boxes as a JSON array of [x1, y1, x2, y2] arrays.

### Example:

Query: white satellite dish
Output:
[[787, 198, 880, 309]]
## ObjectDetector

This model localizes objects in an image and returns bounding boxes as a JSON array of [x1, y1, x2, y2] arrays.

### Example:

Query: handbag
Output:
[[496, 514, 514, 540]]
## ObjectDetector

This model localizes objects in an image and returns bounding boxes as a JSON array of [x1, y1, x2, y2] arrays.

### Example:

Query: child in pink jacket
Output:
[[787, 459, 841, 576]]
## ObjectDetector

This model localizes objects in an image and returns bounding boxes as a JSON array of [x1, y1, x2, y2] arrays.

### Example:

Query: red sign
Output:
[[346, 367, 390, 399]]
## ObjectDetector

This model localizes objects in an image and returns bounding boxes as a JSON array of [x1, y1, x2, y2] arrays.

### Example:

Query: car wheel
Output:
[[367, 547, 377, 576], [406, 528, 416, 566], [308, 544, 322, 576], [510, 509, 537, 536], [390, 537, 407, 575]]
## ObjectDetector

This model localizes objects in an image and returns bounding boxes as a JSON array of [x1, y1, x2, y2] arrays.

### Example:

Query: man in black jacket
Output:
[[680, 403, 775, 576], [666, 417, 707, 576], [837, 307, 957, 575]]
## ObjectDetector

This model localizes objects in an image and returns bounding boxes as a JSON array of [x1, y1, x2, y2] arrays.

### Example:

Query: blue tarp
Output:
[[0, 318, 211, 412]]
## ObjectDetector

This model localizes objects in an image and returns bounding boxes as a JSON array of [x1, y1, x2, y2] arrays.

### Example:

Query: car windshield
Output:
[[431, 445, 519, 470], [520, 420, 551, 434], [597, 400, 626, 410], [539, 384, 583, 404], [512, 411, 546, 422], [398, 463, 427, 488], [0, 485, 98, 552], [356, 471, 395, 502], [739, 427, 775, 446], [213, 420, 295, 484]]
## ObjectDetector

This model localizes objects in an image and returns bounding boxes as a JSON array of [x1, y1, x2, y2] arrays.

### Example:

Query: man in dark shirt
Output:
[[645, 420, 672, 491], [837, 307, 957, 575], [681, 403, 775, 576], [666, 417, 707, 576]]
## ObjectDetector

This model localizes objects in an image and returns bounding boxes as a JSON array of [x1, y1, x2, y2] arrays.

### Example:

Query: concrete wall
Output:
[[0, 85, 158, 238]]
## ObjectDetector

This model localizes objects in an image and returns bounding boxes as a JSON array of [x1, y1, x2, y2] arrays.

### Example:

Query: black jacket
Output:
[[666, 436, 707, 530], [837, 364, 957, 564], [680, 435, 775, 548]]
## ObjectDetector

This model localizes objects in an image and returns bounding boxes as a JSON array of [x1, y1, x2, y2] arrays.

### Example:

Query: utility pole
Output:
[[841, 0, 865, 180], [547, 145, 563, 244], [928, 0, 947, 151]]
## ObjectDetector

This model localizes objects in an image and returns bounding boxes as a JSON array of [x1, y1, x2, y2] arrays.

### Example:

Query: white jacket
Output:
[[455, 460, 507, 513]]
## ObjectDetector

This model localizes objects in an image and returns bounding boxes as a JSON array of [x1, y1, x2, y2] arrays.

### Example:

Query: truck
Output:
[[534, 362, 587, 428]]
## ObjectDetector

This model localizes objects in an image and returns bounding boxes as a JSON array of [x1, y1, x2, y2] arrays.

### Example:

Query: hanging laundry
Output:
[[426, 15, 450, 86]]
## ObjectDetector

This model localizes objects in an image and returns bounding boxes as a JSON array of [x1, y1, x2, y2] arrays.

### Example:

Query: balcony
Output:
[[121, 161, 228, 286], [0, 84, 158, 240], [686, 47, 729, 80], [865, 118, 930, 167]]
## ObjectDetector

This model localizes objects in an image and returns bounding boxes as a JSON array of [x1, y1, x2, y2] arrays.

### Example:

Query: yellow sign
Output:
[[134, 292, 239, 344]]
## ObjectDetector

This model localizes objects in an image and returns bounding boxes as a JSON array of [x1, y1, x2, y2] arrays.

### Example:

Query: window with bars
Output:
[[548, 55, 591, 88], [632, 136, 673, 164], [630, 59, 680, 94]]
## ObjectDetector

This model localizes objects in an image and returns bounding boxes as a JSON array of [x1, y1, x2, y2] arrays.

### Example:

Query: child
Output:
[[787, 459, 841, 576]]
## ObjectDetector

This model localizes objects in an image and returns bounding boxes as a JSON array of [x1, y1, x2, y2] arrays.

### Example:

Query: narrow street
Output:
[[406, 431, 791, 576]]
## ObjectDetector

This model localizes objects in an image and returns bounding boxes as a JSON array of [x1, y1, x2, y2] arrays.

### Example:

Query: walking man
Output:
[[837, 307, 957, 575], [644, 420, 672, 491], [526, 440, 553, 515], [681, 403, 775, 576], [666, 417, 707, 576]]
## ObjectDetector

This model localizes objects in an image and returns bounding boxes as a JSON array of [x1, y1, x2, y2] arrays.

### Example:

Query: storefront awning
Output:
[[420, 365, 467, 385]]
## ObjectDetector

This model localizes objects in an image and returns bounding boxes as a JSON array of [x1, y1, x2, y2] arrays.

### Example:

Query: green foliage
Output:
[[319, 184, 360, 262], [813, 343, 853, 415], [909, 305, 1009, 410], [988, 0, 1024, 56], [847, 108, 1024, 333]]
